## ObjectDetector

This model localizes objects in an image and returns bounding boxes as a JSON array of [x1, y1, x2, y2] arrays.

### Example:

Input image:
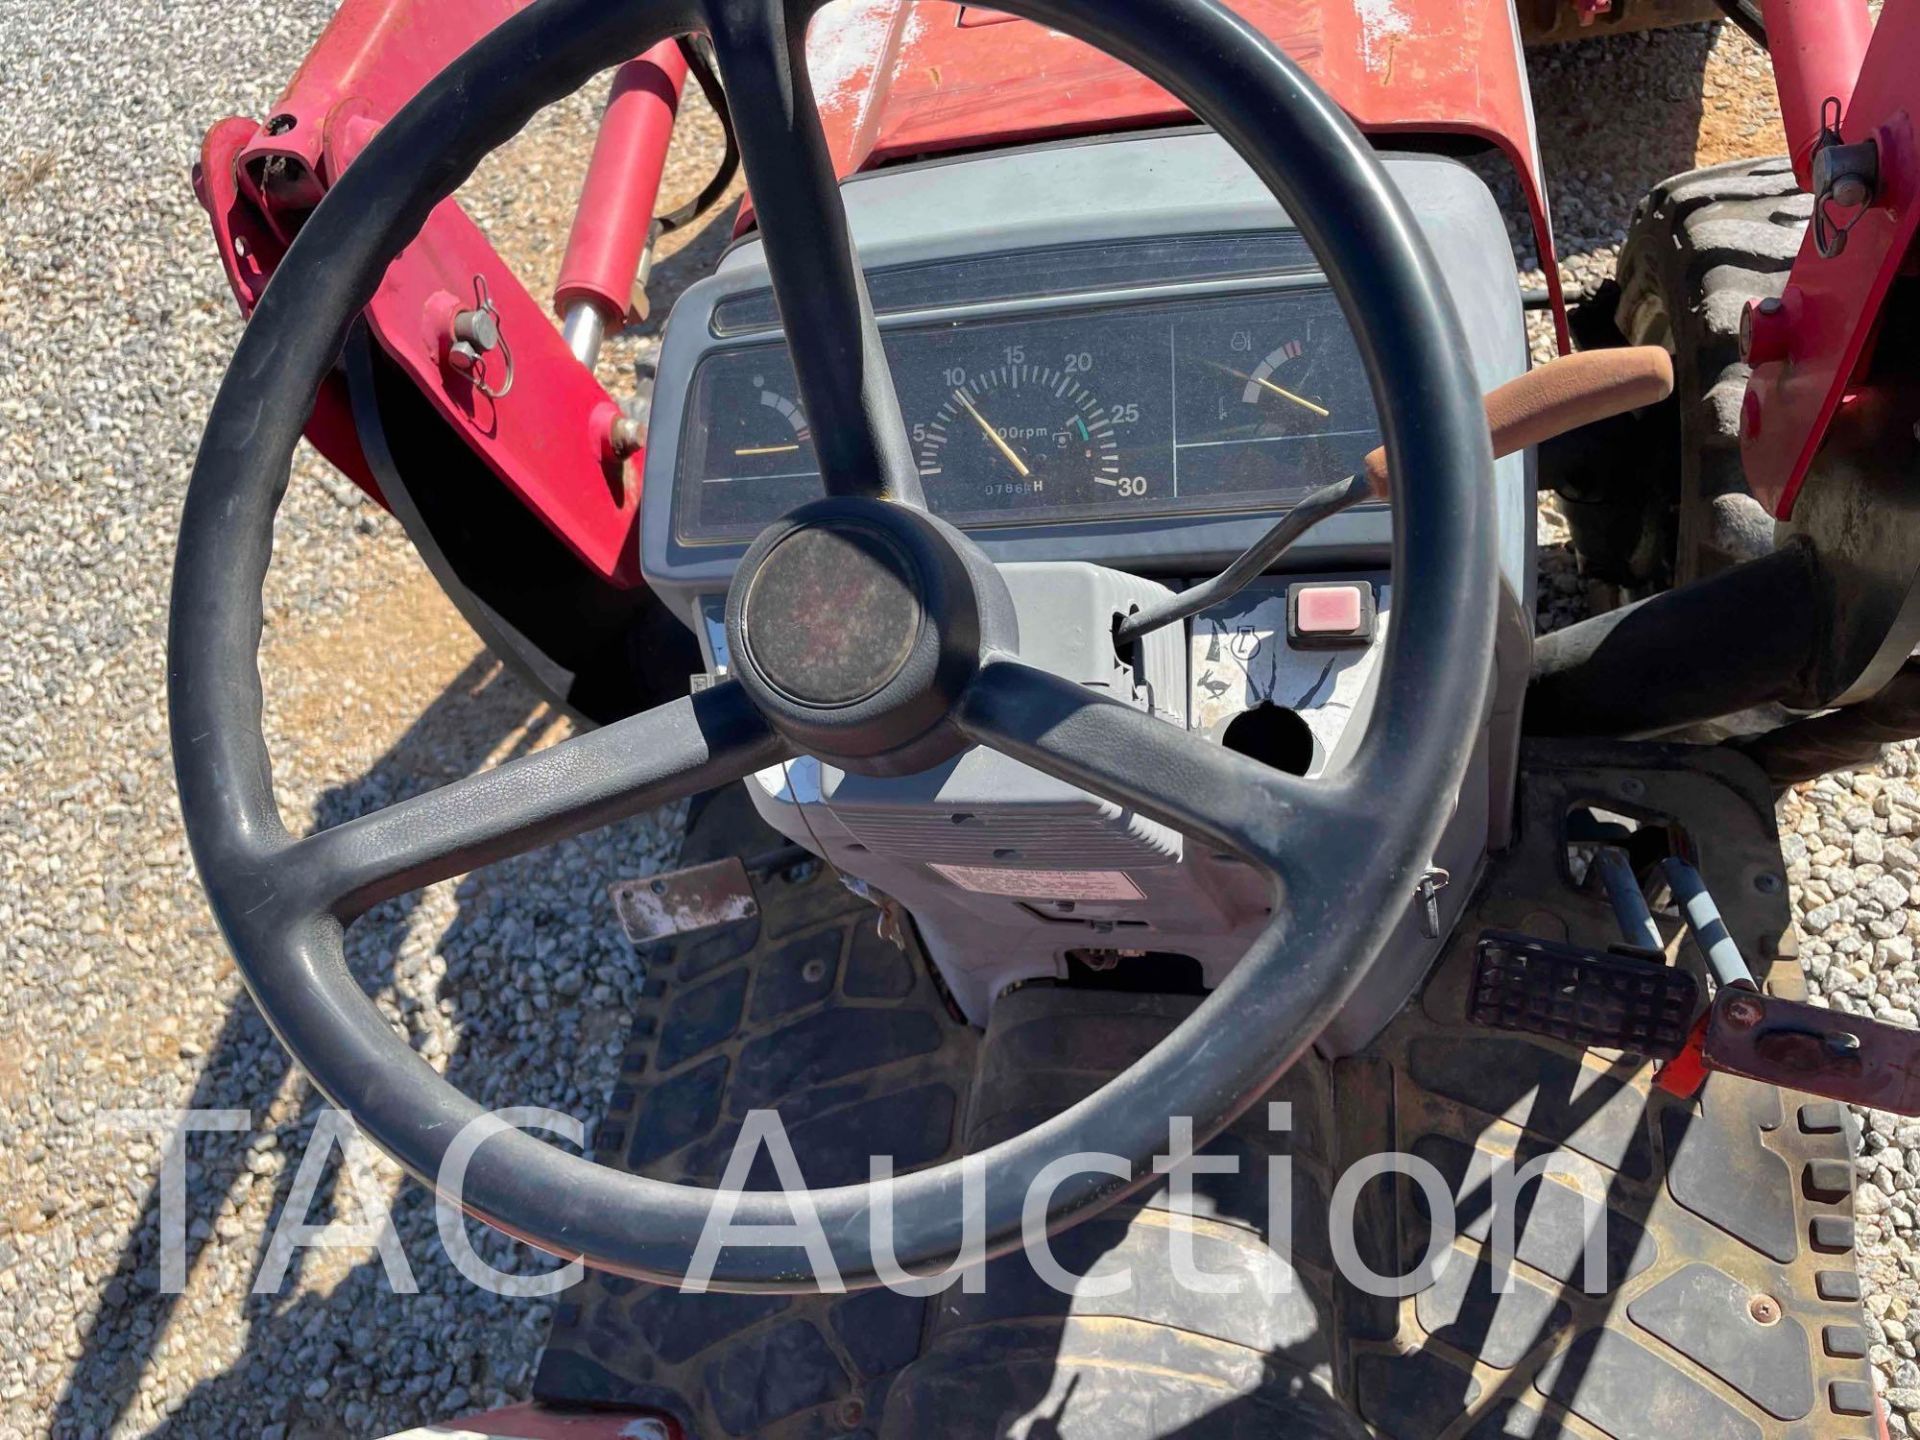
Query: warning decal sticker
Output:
[[928, 865, 1145, 901]]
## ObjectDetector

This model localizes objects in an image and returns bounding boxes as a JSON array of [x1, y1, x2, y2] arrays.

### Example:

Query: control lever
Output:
[[1113, 347, 1675, 647], [1655, 858, 1920, 1116], [1593, 845, 1662, 953], [1660, 856, 1756, 990], [1703, 989, 1920, 1116]]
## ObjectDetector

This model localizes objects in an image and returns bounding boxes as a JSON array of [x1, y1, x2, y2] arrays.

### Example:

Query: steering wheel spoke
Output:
[[282, 681, 788, 922], [700, 0, 923, 506], [956, 656, 1369, 879]]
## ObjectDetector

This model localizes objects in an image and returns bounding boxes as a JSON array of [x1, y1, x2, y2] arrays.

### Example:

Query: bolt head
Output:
[[1748, 1293, 1781, 1325], [610, 415, 645, 457], [1740, 296, 1791, 368], [1725, 994, 1765, 1029], [450, 307, 499, 352]]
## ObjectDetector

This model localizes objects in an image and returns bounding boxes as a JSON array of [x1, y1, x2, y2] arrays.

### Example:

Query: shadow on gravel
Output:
[[51, 653, 573, 1440], [1470, 25, 1717, 279]]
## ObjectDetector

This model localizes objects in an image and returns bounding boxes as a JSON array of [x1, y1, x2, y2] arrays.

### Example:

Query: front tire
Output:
[[1610, 155, 1809, 588]]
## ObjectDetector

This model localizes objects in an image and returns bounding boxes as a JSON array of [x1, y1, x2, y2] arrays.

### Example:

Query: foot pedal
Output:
[[1704, 987, 1920, 1115], [1470, 930, 1699, 1058]]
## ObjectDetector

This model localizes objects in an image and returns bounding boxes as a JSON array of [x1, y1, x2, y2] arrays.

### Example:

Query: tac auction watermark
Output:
[[102, 1105, 1609, 1300]]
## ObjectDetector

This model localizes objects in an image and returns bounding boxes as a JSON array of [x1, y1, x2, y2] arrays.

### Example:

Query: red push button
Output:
[[1288, 582, 1375, 649], [1297, 586, 1362, 633]]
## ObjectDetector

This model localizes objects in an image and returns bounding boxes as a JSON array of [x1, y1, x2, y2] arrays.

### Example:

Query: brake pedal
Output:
[[1470, 930, 1700, 1059]]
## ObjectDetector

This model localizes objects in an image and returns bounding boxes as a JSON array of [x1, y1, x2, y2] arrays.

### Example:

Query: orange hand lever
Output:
[[1362, 345, 1674, 498]]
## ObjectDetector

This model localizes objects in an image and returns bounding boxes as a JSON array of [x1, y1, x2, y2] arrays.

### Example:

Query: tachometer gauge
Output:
[[916, 363, 1147, 510]]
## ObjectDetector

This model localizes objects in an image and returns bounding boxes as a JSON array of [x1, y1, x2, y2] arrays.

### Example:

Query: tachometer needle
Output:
[[1207, 361, 1330, 419], [954, 389, 1031, 477], [734, 442, 802, 457]]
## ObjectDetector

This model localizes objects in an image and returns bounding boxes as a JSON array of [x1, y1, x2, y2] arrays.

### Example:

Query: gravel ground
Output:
[[0, 9, 721, 1436], [0, 7, 1910, 1439]]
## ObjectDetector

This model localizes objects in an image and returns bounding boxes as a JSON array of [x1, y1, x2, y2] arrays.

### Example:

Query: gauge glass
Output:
[[673, 287, 1381, 545], [1170, 293, 1378, 505], [683, 364, 822, 537]]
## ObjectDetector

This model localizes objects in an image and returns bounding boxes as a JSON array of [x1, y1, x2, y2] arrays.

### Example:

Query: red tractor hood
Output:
[[805, 1, 1565, 346]]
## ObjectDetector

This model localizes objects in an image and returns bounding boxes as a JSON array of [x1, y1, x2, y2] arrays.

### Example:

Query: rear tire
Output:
[[1609, 155, 1809, 588]]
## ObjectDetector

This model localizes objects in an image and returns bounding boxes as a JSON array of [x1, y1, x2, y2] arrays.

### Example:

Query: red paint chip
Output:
[[1296, 585, 1364, 634]]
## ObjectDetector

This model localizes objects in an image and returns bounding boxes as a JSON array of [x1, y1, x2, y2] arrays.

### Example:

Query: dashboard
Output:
[[639, 134, 1534, 632], [676, 286, 1379, 545], [634, 134, 1534, 1040]]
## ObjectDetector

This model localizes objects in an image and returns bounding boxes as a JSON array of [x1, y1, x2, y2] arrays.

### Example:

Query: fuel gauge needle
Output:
[[1206, 361, 1330, 419], [954, 389, 1031, 477]]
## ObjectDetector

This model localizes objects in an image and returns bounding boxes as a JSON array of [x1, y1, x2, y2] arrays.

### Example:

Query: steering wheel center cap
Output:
[[744, 523, 922, 706], [725, 498, 1016, 775]]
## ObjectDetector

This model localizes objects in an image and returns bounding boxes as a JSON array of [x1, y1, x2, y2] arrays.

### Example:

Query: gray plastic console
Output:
[[644, 129, 1533, 1044]]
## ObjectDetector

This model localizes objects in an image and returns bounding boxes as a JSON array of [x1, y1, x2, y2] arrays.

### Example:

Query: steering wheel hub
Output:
[[743, 521, 922, 706], [724, 497, 1017, 776]]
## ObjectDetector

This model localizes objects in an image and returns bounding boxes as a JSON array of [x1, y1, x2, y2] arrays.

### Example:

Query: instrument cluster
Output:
[[675, 287, 1381, 544]]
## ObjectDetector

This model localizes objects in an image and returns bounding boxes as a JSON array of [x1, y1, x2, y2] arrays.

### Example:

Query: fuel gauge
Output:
[[1209, 339, 1333, 436]]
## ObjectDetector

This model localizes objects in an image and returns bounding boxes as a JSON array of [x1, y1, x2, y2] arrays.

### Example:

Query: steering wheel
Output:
[[171, 0, 1497, 1289]]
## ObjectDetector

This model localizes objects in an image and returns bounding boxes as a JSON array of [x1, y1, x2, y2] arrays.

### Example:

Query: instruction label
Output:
[[928, 864, 1144, 901]]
